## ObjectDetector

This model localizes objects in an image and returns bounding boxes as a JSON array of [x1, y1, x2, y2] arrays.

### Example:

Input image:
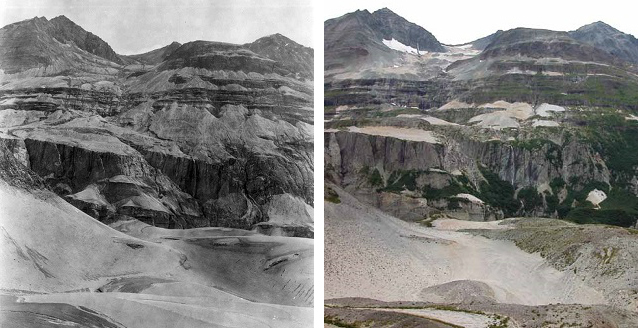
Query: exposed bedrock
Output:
[[15, 138, 203, 228], [0, 123, 313, 235], [325, 130, 610, 220]]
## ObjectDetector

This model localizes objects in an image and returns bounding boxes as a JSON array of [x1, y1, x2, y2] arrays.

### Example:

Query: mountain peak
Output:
[[374, 7, 395, 14], [570, 21, 638, 64], [52, 15, 72, 22], [575, 21, 620, 34], [263, 33, 291, 42]]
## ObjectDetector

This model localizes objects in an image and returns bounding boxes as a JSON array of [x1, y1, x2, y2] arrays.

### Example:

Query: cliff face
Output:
[[325, 128, 622, 223], [0, 16, 314, 236]]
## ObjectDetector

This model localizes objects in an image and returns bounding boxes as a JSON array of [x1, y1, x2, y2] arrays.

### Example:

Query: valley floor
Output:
[[0, 178, 313, 328], [325, 186, 603, 306]]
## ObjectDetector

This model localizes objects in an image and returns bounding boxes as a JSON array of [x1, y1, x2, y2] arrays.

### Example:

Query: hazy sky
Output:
[[0, 0, 314, 54], [323, 0, 638, 45]]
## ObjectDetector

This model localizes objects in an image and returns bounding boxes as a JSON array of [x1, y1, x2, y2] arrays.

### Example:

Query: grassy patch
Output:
[[324, 315, 359, 328], [325, 187, 341, 204], [478, 166, 519, 216], [368, 168, 383, 187], [518, 186, 543, 212]]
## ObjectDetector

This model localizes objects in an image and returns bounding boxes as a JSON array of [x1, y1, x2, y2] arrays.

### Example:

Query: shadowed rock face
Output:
[[0, 16, 314, 235], [47, 15, 124, 64]]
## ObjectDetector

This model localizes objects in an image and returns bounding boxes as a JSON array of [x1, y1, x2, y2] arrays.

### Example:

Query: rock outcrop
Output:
[[325, 128, 614, 222], [0, 16, 314, 235]]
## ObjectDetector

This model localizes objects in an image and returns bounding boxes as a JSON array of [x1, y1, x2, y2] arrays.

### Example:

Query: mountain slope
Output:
[[0, 16, 121, 76], [246, 34, 314, 80], [324, 7, 446, 75], [126, 41, 182, 65], [478, 27, 619, 63], [570, 21, 638, 65], [461, 30, 504, 50], [47, 15, 124, 64]]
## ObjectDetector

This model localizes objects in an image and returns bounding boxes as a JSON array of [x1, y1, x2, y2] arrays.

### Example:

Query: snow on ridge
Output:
[[383, 38, 421, 55]]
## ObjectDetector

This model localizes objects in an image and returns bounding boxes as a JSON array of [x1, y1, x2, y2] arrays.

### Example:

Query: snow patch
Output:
[[383, 38, 420, 55], [469, 112, 519, 129], [470, 101, 535, 129], [438, 100, 474, 110], [347, 126, 440, 143], [455, 193, 484, 204], [532, 120, 560, 127], [586, 189, 607, 207], [396, 114, 458, 126], [535, 103, 566, 117]]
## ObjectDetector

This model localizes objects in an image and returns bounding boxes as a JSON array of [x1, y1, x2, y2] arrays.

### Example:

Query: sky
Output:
[[0, 0, 314, 54], [322, 0, 638, 45]]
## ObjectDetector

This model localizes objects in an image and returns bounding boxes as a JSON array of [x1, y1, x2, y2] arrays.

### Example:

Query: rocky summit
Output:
[[325, 8, 638, 328], [0, 13, 313, 328], [0, 15, 314, 236]]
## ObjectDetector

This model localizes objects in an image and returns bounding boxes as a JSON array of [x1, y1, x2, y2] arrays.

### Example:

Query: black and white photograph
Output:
[[0, 0, 314, 327]]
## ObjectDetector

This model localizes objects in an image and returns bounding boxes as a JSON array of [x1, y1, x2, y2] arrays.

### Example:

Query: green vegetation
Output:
[[518, 187, 543, 212], [488, 315, 510, 328], [557, 184, 638, 227], [587, 125, 638, 176], [325, 187, 341, 204], [478, 166, 519, 216], [373, 107, 422, 117], [549, 177, 565, 192], [422, 184, 467, 200], [325, 118, 371, 129], [358, 165, 384, 188], [566, 207, 637, 227], [367, 168, 383, 187], [324, 316, 358, 328], [382, 170, 420, 192], [381, 169, 479, 202], [465, 74, 638, 110]]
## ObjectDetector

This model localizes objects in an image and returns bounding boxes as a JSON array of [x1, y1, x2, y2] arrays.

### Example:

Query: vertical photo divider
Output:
[[313, 0, 326, 325]]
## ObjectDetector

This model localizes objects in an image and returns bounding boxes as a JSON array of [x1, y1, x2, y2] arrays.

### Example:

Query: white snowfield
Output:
[[454, 193, 484, 204], [347, 126, 440, 143], [396, 114, 459, 126], [535, 103, 566, 117], [325, 187, 606, 306], [437, 100, 565, 129], [586, 189, 608, 207], [383, 38, 421, 55], [532, 119, 560, 127]]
